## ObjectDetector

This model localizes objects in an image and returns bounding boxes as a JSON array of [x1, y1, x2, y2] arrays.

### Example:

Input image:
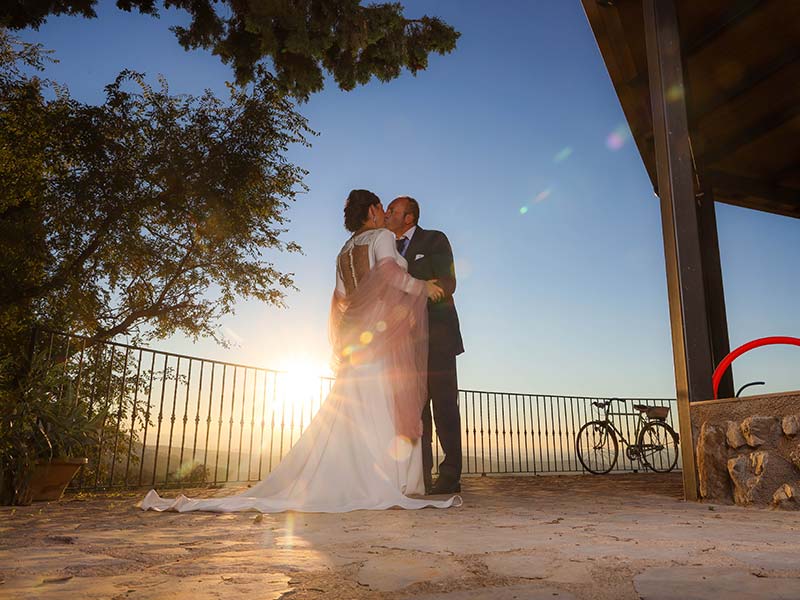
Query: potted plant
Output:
[[0, 351, 104, 505], [26, 395, 102, 502]]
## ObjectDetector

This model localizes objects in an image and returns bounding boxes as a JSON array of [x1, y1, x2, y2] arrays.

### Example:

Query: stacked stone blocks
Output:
[[692, 393, 800, 510]]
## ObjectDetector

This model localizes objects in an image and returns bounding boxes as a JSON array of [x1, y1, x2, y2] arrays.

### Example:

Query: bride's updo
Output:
[[344, 189, 381, 232]]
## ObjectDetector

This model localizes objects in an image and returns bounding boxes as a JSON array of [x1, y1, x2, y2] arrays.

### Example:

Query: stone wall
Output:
[[691, 392, 800, 509]]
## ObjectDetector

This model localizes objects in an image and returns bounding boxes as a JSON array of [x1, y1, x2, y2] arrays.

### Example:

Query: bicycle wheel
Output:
[[637, 421, 679, 473], [576, 421, 619, 474]]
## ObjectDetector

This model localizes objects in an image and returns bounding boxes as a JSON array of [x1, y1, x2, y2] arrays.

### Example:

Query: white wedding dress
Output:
[[141, 228, 460, 513]]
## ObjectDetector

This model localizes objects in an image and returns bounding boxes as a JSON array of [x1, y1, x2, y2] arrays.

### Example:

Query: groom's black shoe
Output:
[[430, 477, 461, 494]]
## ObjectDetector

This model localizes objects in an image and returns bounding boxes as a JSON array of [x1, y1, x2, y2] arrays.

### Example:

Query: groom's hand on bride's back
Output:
[[426, 280, 445, 302]]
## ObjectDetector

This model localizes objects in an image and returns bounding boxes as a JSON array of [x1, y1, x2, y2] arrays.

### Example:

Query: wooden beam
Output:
[[644, 0, 716, 502], [697, 186, 734, 399], [708, 171, 800, 219], [700, 103, 800, 165]]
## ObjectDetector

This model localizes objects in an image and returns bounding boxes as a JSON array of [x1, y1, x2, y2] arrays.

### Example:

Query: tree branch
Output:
[[96, 243, 196, 339], [8, 204, 125, 306]]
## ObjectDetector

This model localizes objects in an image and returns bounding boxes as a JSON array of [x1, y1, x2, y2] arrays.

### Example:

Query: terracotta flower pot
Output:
[[28, 458, 88, 502]]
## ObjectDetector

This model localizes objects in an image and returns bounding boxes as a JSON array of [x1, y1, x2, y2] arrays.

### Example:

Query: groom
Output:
[[386, 196, 464, 494]]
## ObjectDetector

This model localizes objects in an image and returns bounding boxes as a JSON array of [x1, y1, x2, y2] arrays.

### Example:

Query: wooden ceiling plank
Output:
[[699, 103, 800, 165], [627, 0, 772, 89], [693, 59, 800, 159], [709, 171, 800, 218], [685, 0, 764, 55], [689, 46, 800, 122], [772, 165, 800, 187]]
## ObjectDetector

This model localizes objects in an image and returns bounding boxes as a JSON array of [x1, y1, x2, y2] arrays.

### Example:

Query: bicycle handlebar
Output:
[[592, 398, 626, 409]]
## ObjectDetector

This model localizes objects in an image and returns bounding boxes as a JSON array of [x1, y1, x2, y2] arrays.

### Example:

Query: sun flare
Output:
[[279, 359, 330, 408]]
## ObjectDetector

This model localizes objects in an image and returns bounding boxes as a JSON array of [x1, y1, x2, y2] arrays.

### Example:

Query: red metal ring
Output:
[[712, 336, 800, 399]]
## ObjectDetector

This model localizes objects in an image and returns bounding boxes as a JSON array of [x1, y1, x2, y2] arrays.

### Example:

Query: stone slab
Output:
[[159, 548, 333, 575], [483, 552, 592, 584], [726, 549, 800, 572], [357, 554, 467, 592], [412, 584, 578, 600], [0, 547, 135, 575], [634, 566, 800, 600], [0, 572, 291, 600]]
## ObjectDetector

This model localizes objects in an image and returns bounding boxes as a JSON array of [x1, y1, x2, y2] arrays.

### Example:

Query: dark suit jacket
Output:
[[404, 226, 464, 357]]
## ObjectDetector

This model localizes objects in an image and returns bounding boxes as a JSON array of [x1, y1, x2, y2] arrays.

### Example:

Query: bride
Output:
[[141, 190, 461, 513]]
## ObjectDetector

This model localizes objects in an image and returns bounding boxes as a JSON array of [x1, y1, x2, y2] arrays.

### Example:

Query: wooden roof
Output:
[[582, 0, 800, 219]]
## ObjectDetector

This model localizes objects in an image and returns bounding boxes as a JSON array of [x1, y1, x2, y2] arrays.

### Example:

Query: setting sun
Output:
[[278, 359, 332, 409], [284, 362, 319, 401]]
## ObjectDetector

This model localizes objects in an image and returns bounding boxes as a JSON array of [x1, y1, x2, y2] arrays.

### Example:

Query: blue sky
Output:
[[19, 0, 800, 398]]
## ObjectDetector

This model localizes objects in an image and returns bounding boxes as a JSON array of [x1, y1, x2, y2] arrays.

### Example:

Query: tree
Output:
[[2, 0, 460, 100], [1, 30, 313, 352]]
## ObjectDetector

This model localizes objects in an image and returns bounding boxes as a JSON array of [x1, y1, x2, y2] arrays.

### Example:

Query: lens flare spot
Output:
[[172, 460, 207, 482], [282, 513, 295, 548], [666, 84, 684, 102], [519, 206, 529, 215], [376, 320, 387, 332], [389, 435, 413, 462], [391, 305, 410, 320], [342, 345, 354, 357], [533, 187, 552, 204], [360, 330, 373, 345], [606, 124, 631, 151], [553, 146, 573, 163]]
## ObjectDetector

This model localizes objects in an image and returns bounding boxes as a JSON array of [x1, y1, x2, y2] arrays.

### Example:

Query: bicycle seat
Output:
[[633, 404, 671, 421]]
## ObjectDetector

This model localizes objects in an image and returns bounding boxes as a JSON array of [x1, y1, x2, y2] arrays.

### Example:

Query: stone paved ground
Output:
[[1, 473, 800, 599]]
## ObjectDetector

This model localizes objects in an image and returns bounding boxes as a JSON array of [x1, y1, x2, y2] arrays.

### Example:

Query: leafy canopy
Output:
[[1, 30, 312, 348], [2, 0, 460, 100]]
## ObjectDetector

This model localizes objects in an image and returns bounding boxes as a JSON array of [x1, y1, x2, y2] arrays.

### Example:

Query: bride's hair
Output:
[[344, 189, 381, 232]]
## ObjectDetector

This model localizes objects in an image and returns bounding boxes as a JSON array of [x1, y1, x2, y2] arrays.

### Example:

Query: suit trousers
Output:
[[421, 352, 462, 488]]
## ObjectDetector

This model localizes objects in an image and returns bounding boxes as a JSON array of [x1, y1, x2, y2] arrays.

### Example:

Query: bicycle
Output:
[[575, 398, 680, 474]]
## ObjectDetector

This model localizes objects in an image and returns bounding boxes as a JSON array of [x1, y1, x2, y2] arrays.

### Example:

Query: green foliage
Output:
[[0, 349, 105, 504], [1, 30, 313, 353], [33, 383, 106, 460], [0, 329, 177, 503], [1, 0, 460, 100]]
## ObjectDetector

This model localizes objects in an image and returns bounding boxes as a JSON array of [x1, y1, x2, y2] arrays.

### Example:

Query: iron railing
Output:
[[31, 329, 680, 492]]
